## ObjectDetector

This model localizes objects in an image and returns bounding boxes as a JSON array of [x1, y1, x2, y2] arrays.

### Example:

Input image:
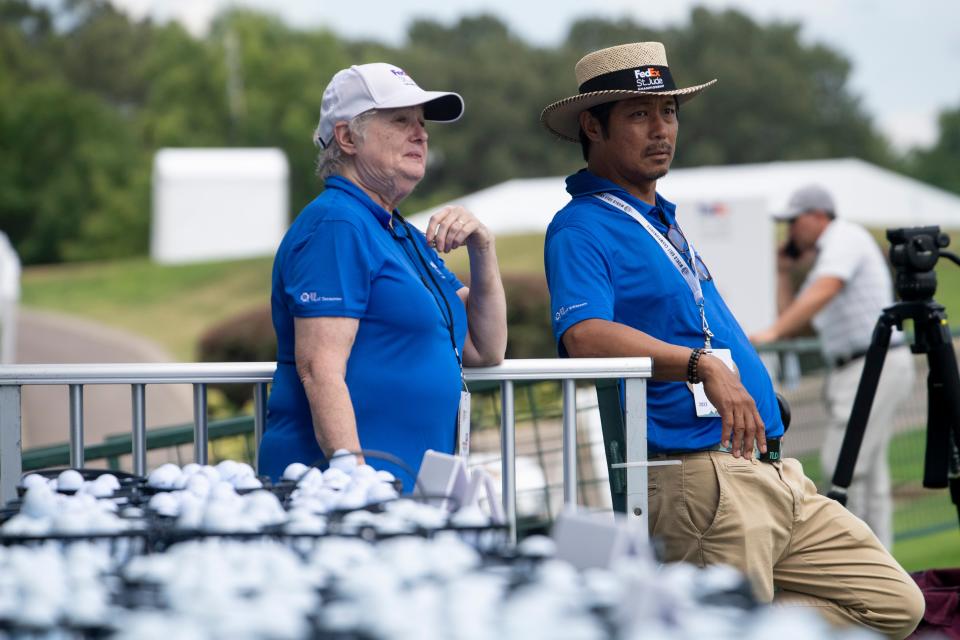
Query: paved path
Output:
[[14, 309, 194, 450]]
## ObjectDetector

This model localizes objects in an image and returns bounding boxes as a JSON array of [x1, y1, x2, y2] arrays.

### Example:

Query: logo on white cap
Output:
[[389, 68, 418, 87]]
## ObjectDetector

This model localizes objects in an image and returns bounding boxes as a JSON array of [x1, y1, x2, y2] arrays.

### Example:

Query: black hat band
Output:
[[578, 65, 677, 94]]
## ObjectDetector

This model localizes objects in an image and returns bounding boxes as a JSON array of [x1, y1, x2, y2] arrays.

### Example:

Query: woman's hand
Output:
[[426, 205, 491, 253]]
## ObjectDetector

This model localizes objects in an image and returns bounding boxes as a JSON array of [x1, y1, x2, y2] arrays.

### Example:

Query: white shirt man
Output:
[[752, 184, 915, 549]]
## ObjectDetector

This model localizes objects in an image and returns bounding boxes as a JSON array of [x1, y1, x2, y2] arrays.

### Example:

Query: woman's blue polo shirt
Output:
[[544, 170, 784, 453], [259, 176, 467, 487]]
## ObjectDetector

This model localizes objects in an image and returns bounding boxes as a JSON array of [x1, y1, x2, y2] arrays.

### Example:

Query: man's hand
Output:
[[777, 240, 816, 273], [699, 354, 767, 459], [749, 328, 778, 346]]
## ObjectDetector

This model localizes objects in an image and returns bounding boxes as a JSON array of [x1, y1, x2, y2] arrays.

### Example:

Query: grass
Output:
[[895, 529, 960, 572], [21, 256, 274, 360]]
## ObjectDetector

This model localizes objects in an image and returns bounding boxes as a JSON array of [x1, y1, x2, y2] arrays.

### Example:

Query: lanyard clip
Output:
[[699, 305, 714, 350]]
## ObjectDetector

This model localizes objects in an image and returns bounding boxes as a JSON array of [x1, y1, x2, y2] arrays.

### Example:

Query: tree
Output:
[[0, 1, 145, 263], [566, 9, 895, 169], [0, 78, 144, 263], [204, 10, 353, 215], [390, 15, 583, 213], [909, 104, 960, 195]]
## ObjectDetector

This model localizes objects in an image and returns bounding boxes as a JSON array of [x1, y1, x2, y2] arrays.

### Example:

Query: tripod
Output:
[[827, 228, 960, 527]]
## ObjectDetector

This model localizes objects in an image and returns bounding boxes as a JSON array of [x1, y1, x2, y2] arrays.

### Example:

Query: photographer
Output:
[[751, 184, 915, 549]]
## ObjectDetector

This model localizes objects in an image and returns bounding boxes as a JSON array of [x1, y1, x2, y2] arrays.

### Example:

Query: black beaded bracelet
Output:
[[687, 347, 704, 384]]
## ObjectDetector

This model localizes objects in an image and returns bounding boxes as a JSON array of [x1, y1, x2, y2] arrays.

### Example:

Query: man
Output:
[[751, 185, 915, 549], [540, 42, 923, 637]]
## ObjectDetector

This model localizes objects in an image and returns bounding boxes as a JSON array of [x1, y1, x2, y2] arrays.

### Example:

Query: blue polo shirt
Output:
[[544, 170, 784, 453], [259, 175, 467, 488]]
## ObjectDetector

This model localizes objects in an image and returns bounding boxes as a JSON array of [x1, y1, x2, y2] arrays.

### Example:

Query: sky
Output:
[[108, 0, 960, 152]]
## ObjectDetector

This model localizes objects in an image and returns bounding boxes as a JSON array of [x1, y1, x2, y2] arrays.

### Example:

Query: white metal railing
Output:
[[0, 358, 652, 541]]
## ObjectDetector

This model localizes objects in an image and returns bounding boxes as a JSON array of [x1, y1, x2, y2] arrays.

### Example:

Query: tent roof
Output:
[[408, 158, 960, 233], [154, 148, 288, 180]]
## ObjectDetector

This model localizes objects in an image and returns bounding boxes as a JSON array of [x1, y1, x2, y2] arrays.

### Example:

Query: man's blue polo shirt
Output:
[[544, 170, 784, 453], [259, 175, 467, 487]]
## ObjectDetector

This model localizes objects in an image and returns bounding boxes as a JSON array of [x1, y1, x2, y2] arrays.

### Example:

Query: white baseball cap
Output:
[[313, 63, 464, 148]]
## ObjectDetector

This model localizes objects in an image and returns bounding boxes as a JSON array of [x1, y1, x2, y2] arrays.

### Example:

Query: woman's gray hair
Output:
[[315, 110, 378, 179]]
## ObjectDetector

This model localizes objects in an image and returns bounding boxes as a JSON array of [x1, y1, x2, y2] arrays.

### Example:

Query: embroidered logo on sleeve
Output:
[[555, 302, 588, 321], [299, 292, 343, 303]]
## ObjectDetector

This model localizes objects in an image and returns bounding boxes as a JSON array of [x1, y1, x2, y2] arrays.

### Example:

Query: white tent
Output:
[[0, 231, 20, 364], [408, 158, 960, 234], [151, 148, 288, 264]]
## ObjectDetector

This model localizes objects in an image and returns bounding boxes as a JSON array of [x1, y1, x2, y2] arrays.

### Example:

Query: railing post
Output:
[[562, 378, 577, 507], [254, 382, 267, 471], [69, 384, 84, 468], [500, 380, 517, 544], [131, 384, 146, 476], [0, 385, 22, 504], [193, 383, 208, 465], [624, 377, 649, 543]]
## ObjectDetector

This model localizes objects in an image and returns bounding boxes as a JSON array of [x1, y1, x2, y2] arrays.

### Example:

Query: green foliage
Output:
[[0, 2, 924, 265], [197, 304, 274, 407], [0, 0, 148, 264], [394, 15, 583, 212], [197, 304, 275, 364], [0, 78, 146, 263], [908, 103, 960, 195]]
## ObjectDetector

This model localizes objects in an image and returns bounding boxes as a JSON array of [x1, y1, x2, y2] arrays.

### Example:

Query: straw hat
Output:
[[541, 42, 717, 142]]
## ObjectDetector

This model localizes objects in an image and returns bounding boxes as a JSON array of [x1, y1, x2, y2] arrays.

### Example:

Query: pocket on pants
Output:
[[681, 454, 721, 535]]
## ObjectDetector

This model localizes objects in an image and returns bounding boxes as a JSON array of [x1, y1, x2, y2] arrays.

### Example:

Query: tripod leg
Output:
[[827, 314, 895, 504], [922, 318, 960, 489], [919, 315, 960, 533]]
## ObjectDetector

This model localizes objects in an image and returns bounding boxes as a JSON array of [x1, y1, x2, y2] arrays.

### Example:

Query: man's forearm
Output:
[[563, 318, 697, 381], [769, 276, 843, 340]]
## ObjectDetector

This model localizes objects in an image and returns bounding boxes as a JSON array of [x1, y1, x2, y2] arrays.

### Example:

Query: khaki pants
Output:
[[648, 452, 924, 639], [821, 347, 915, 549]]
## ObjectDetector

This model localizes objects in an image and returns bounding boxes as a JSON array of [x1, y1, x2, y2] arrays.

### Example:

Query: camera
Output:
[[886, 226, 950, 301]]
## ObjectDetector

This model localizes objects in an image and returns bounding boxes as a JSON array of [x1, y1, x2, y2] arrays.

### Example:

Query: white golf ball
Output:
[[329, 449, 358, 474], [233, 475, 263, 491], [148, 492, 180, 517], [147, 463, 182, 489], [56, 469, 84, 492], [185, 474, 212, 498], [94, 474, 120, 490], [19, 474, 48, 490], [283, 462, 309, 482], [322, 467, 351, 490]]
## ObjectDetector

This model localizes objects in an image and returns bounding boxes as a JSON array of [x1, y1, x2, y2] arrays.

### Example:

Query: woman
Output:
[[259, 63, 507, 487]]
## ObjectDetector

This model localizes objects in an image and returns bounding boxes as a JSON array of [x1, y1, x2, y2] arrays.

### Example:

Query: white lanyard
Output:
[[593, 192, 714, 348]]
